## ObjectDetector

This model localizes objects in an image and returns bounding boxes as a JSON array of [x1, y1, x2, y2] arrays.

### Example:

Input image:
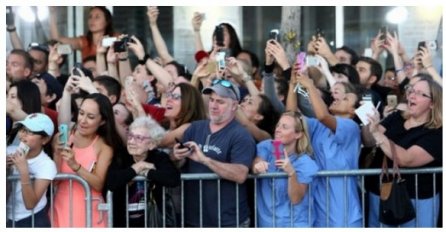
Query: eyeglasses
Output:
[[405, 86, 432, 99], [19, 127, 47, 136], [127, 132, 151, 143], [212, 79, 238, 99], [166, 92, 182, 100]]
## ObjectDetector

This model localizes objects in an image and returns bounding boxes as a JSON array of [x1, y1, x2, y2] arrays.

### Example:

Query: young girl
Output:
[[6, 113, 57, 227]]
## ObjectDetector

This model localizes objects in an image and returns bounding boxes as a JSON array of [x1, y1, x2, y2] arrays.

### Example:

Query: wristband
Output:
[[119, 58, 128, 62], [7, 26, 16, 32], [395, 68, 404, 74], [73, 164, 82, 172], [138, 54, 150, 65]]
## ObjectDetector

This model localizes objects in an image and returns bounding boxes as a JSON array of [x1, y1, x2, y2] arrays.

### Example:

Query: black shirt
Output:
[[364, 111, 442, 198]]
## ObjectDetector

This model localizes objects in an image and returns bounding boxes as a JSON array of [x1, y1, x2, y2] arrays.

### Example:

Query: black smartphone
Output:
[[417, 41, 426, 51], [72, 63, 82, 76], [6, 6, 14, 26], [316, 27, 324, 38], [175, 137, 191, 151], [269, 29, 279, 42], [215, 25, 225, 47], [380, 26, 387, 40]]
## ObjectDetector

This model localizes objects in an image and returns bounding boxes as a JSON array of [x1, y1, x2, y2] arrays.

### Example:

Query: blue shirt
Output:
[[256, 139, 319, 227], [306, 117, 362, 227], [182, 119, 256, 227]]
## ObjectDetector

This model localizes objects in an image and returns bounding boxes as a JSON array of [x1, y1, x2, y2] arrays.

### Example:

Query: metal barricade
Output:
[[7, 173, 93, 227], [7, 167, 442, 228]]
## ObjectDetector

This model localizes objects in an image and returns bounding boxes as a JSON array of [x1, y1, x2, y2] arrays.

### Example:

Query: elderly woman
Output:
[[363, 75, 442, 227], [105, 116, 180, 227]]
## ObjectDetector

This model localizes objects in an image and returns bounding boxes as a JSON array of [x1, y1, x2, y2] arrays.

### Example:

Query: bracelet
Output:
[[119, 57, 128, 62], [7, 26, 16, 32], [138, 54, 150, 65], [73, 164, 82, 172], [395, 68, 404, 73], [288, 171, 296, 177]]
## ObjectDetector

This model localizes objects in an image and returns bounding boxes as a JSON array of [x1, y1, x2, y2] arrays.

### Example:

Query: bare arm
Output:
[[235, 107, 271, 142], [49, 6, 81, 50], [147, 6, 174, 64], [159, 123, 191, 148], [7, 28, 24, 49], [192, 12, 205, 52]]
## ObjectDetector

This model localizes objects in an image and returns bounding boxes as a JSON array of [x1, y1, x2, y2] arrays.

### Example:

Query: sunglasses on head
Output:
[[212, 79, 238, 99]]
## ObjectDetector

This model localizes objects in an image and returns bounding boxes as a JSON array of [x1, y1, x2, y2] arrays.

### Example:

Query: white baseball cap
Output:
[[16, 113, 54, 137]]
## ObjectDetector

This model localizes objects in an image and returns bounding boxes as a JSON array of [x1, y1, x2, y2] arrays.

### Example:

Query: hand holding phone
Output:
[[417, 41, 426, 51], [175, 138, 190, 151], [386, 95, 397, 109], [17, 142, 30, 157], [59, 124, 69, 147], [57, 44, 72, 55]]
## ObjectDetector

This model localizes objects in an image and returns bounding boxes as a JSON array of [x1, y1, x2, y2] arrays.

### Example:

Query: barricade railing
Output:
[[6, 167, 442, 228]]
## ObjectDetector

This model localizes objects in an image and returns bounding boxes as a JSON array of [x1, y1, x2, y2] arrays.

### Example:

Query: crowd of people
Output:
[[6, 6, 442, 228]]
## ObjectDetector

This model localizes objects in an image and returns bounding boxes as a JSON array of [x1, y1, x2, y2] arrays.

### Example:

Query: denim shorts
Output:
[[6, 208, 51, 228]]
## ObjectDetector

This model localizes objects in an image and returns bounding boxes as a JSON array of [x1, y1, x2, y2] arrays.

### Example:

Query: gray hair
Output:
[[128, 116, 166, 146]]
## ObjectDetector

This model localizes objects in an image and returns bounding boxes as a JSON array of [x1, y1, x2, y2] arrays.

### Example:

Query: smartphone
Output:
[[200, 13, 206, 20], [296, 52, 306, 73], [305, 55, 319, 67], [113, 36, 130, 53], [59, 124, 69, 147], [72, 63, 82, 76], [216, 51, 226, 71], [272, 140, 282, 160], [315, 27, 324, 38], [175, 137, 190, 150], [215, 25, 225, 47], [102, 37, 117, 47], [269, 29, 279, 42], [57, 44, 72, 55], [17, 142, 30, 157], [380, 26, 387, 41], [6, 6, 14, 26], [362, 93, 373, 105], [386, 94, 398, 108], [417, 41, 426, 51]]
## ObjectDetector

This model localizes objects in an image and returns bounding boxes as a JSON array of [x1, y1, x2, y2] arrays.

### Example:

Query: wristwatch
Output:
[[138, 54, 150, 65]]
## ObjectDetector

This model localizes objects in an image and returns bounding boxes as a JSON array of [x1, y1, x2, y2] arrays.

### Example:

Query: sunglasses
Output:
[[212, 79, 238, 99]]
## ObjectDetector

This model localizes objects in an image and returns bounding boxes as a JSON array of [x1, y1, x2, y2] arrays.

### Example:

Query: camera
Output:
[[215, 25, 225, 47], [57, 44, 72, 55], [113, 36, 132, 53], [269, 29, 279, 42]]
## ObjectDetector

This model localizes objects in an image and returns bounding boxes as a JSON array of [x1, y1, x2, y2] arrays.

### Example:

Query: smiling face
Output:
[[76, 99, 104, 136], [164, 86, 182, 119], [7, 86, 23, 109], [329, 82, 357, 117], [274, 115, 302, 146], [127, 127, 152, 157], [240, 94, 263, 123]]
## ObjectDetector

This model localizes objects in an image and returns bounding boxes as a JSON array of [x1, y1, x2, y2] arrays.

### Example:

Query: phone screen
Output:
[[72, 63, 82, 76], [380, 26, 387, 40]]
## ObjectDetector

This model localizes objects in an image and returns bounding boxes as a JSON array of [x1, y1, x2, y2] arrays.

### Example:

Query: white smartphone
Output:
[[102, 37, 117, 47], [305, 55, 319, 67], [387, 94, 398, 108], [216, 51, 226, 71], [18, 142, 30, 157], [57, 44, 72, 55]]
